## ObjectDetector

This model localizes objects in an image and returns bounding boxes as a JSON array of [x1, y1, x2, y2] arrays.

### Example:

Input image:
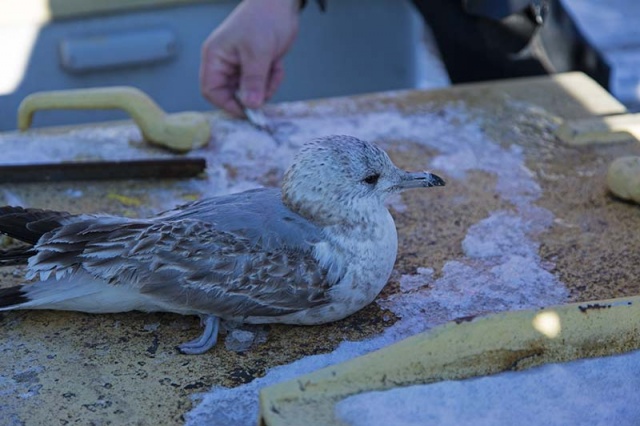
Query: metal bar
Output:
[[0, 158, 206, 183]]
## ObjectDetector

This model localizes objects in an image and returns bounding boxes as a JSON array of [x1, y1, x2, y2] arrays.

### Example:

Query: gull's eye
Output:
[[363, 173, 380, 185]]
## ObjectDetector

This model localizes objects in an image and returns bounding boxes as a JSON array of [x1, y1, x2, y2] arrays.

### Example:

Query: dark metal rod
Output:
[[0, 158, 207, 183]]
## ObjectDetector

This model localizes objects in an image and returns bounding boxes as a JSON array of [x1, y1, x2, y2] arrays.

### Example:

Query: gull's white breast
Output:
[[256, 207, 398, 325]]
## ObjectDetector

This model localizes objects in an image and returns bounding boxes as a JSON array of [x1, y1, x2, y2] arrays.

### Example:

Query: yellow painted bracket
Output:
[[17, 86, 211, 152], [259, 295, 640, 425], [555, 113, 640, 145]]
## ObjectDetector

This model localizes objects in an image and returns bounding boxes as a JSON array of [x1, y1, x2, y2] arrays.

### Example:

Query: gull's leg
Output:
[[177, 315, 220, 355]]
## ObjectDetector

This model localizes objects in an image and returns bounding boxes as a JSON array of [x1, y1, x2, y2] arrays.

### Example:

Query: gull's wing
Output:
[[160, 188, 321, 251], [28, 189, 336, 318]]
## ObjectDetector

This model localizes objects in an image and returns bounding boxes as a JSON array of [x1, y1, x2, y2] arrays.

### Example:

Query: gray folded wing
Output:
[[161, 188, 321, 251], [29, 188, 335, 318]]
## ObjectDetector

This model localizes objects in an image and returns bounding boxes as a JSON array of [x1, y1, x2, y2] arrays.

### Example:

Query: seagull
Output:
[[0, 135, 444, 354]]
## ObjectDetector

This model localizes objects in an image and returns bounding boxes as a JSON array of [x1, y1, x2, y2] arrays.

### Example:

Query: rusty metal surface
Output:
[[0, 73, 638, 424]]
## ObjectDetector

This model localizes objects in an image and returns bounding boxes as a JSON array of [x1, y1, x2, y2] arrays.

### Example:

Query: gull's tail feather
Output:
[[0, 247, 36, 267], [0, 206, 75, 311], [0, 206, 71, 245], [0, 280, 94, 312], [0, 285, 30, 309], [0, 277, 153, 314], [0, 206, 153, 314]]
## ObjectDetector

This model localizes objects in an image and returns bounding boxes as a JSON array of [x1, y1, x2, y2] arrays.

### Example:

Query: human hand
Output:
[[200, 0, 300, 115]]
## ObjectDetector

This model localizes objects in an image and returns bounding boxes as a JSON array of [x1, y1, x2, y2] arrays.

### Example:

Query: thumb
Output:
[[238, 54, 272, 108]]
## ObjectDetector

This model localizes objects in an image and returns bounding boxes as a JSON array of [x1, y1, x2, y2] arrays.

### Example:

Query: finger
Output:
[[266, 60, 285, 101], [200, 52, 244, 116], [201, 78, 244, 116], [210, 73, 245, 116], [209, 87, 245, 117], [237, 51, 272, 109]]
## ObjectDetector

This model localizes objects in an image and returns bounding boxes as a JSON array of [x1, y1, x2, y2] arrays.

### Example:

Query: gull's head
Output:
[[282, 135, 445, 225]]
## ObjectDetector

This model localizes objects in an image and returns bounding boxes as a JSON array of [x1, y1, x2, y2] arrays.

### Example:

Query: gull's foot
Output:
[[177, 315, 220, 355]]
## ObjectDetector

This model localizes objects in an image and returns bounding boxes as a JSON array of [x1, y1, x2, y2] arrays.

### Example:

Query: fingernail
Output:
[[242, 90, 262, 108]]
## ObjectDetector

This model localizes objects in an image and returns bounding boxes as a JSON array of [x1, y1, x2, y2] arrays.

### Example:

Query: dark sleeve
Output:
[[410, 0, 609, 88]]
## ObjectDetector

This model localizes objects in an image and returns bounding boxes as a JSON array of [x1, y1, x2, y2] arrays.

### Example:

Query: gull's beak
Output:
[[398, 171, 446, 189]]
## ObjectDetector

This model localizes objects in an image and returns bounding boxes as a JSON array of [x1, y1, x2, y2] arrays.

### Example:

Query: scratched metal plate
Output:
[[1, 73, 639, 424]]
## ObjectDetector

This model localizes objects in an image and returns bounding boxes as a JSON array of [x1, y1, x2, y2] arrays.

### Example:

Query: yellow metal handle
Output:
[[608, 156, 640, 204], [17, 86, 211, 152]]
